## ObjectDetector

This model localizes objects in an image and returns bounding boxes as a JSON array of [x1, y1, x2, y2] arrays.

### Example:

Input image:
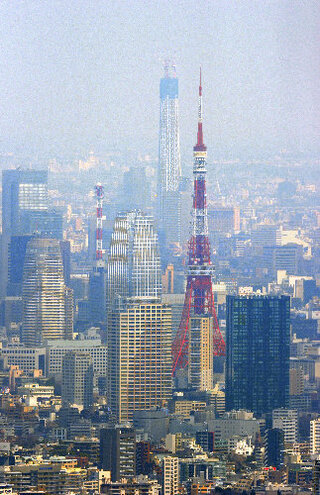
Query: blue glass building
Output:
[[226, 295, 290, 416]]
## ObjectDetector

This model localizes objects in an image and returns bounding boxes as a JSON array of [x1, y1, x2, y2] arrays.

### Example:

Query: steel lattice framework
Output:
[[172, 70, 226, 375]]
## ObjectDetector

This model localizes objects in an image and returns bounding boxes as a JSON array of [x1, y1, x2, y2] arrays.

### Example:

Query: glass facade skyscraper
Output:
[[2, 170, 48, 237], [226, 295, 290, 416], [107, 211, 162, 312]]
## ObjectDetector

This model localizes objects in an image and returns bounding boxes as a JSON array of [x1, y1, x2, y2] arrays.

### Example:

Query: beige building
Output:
[[46, 338, 107, 378], [163, 456, 179, 495], [310, 418, 320, 455], [174, 400, 207, 418], [290, 367, 304, 396], [188, 316, 214, 391], [0, 462, 87, 495], [210, 383, 226, 416], [108, 298, 172, 422]]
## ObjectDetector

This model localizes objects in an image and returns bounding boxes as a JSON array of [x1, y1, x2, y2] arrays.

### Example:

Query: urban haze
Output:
[[0, 2, 319, 495]]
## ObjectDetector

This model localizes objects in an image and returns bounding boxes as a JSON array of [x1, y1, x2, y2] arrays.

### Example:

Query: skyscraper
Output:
[[226, 295, 290, 416], [107, 211, 162, 312], [108, 298, 172, 422], [1, 170, 63, 297], [22, 238, 73, 346], [62, 351, 93, 409], [7, 236, 70, 296], [107, 210, 171, 422], [158, 62, 181, 245]]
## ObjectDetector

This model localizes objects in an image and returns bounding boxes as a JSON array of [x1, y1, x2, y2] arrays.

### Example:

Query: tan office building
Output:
[[188, 316, 214, 391], [108, 298, 172, 422]]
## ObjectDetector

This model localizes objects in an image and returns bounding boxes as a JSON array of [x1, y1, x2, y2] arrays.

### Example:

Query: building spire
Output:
[[194, 67, 206, 152]]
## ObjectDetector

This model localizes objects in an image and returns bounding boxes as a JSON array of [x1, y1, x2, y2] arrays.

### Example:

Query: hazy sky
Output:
[[1, 0, 320, 161]]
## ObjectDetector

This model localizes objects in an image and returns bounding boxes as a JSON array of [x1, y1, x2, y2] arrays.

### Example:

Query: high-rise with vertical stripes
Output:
[[107, 211, 171, 422], [106, 211, 162, 312], [158, 62, 181, 245], [22, 238, 73, 346]]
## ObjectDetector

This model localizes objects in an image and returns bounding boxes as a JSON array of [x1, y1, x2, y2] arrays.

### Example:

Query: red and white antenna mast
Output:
[[172, 69, 225, 376], [95, 183, 104, 267]]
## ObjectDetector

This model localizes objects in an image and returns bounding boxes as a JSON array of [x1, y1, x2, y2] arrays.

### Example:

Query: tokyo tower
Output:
[[172, 70, 226, 375]]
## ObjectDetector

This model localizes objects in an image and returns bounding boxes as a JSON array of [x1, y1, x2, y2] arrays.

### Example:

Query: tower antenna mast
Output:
[[172, 69, 225, 375]]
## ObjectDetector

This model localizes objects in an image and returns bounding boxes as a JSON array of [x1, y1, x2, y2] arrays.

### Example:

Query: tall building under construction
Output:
[[158, 62, 181, 245]]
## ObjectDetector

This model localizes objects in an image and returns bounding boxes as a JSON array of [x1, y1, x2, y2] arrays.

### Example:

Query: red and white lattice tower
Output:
[[172, 70, 226, 375], [95, 183, 104, 266]]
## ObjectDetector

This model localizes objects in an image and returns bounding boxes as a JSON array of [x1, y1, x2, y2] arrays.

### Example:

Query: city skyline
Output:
[[0, 2, 319, 492]]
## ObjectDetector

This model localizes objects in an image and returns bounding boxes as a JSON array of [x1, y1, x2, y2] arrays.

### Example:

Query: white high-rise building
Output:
[[107, 211, 162, 312], [310, 418, 320, 455], [272, 409, 298, 445], [158, 62, 181, 245], [22, 238, 73, 346]]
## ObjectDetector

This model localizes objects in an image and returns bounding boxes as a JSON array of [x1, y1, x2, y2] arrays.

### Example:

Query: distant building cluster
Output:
[[0, 65, 319, 495]]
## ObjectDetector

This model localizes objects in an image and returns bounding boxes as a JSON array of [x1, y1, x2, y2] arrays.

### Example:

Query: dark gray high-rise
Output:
[[226, 295, 290, 416], [100, 426, 136, 481]]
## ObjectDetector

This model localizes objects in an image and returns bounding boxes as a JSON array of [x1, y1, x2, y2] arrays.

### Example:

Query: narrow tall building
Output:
[[158, 62, 181, 245], [163, 456, 179, 495], [100, 426, 136, 481], [107, 211, 162, 312], [1, 169, 49, 297], [88, 184, 107, 324], [62, 351, 93, 409], [22, 238, 73, 345], [188, 316, 214, 391], [108, 298, 172, 423], [226, 295, 290, 416], [310, 418, 320, 455]]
